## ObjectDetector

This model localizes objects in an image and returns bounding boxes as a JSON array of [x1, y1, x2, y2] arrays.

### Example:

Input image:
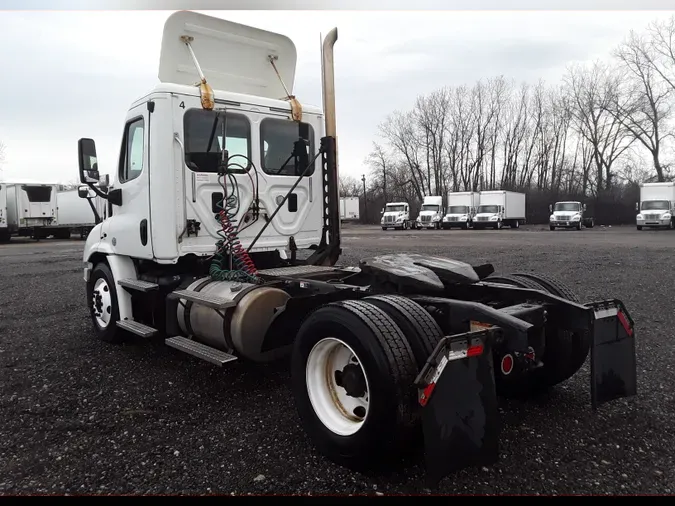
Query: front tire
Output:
[[291, 300, 419, 471], [86, 262, 124, 344]]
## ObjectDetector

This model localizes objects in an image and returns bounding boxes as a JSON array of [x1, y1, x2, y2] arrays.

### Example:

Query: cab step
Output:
[[118, 278, 159, 292], [170, 289, 236, 310], [165, 336, 238, 366], [117, 319, 158, 338]]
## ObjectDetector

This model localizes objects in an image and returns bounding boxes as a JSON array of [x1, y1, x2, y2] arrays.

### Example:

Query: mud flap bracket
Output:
[[414, 328, 501, 487], [588, 299, 637, 410]]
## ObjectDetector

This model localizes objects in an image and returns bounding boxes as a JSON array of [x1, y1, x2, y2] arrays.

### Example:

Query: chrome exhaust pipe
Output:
[[321, 28, 338, 138]]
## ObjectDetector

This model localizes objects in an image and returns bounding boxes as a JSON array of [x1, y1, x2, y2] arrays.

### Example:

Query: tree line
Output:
[[341, 15, 675, 225]]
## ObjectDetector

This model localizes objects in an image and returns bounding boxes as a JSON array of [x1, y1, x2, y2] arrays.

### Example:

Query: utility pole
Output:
[[361, 174, 367, 224]]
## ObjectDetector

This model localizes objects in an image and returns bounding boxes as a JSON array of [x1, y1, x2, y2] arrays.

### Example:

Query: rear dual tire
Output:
[[291, 297, 443, 471]]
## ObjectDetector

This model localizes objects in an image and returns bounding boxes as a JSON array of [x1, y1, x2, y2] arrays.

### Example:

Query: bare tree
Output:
[[339, 174, 361, 198], [365, 142, 391, 202], [611, 30, 673, 181], [645, 16, 675, 93]]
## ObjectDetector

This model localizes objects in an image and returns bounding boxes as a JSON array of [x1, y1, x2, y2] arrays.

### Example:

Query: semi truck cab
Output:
[[416, 196, 443, 230]]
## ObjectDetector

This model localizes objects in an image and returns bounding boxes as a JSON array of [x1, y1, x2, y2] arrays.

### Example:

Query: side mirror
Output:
[[582, 203, 587, 211], [548, 204, 553, 213], [77, 185, 90, 199], [635, 202, 639, 211], [78, 138, 100, 184]]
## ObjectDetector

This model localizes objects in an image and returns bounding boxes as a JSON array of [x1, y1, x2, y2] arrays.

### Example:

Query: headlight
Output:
[[460, 215, 467, 220], [396, 216, 403, 222], [664, 213, 672, 220], [549, 215, 555, 221], [432, 216, 440, 221], [490, 216, 498, 221], [442, 216, 448, 222], [572, 214, 581, 221], [636, 214, 643, 220]]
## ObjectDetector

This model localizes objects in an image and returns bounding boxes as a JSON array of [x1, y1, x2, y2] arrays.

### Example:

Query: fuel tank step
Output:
[[117, 319, 158, 338], [118, 278, 159, 292], [170, 289, 236, 310], [165, 336, 238, 366]]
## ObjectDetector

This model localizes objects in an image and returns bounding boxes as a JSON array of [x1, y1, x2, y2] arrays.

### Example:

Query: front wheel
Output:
[[291, 300, 419, 471], [86, 262, 124, 344], [669, 219, 675, 230], [637, 225, 643, 230]]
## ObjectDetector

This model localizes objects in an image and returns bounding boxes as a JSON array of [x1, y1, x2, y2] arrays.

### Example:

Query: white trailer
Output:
[[340, 197, 360, 222], [380, 201, 411, 230], [0, 183, 8, 242], [474, 190, 526, 230], [73, 10, 637, 484], [4, 180, 59, 239], [415, 195, 443, 230], [442, 191, 479, 230], [636, 182, 675, 230], [50, 189, 103, 239]]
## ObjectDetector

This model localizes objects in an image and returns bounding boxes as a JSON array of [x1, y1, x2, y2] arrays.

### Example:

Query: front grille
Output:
[[476, 216, 489, 221], [421, 215, 432, 222], [557, 215, 572, 221], [644, 214, 661, 220], [384, 215, 395, 223], [448, 216, 459, 222]]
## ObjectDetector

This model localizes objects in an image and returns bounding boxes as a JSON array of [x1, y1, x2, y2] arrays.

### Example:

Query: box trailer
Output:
[[340, 197, 360, 222], [5, 180, 59, 238], [50, 189, 103, 239], [0, 183, 8, 242], [442, 191, 480, 230], [636, 182, 675, 230], [474, 190, 526, 229], [73, 10, 637, 485]]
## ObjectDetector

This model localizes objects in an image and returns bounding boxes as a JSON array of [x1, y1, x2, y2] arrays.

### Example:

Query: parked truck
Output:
[[0, 183, 8, 242], [74, 11, 636, 485], [53, 188, 105, 239], [4, 180, 59, 239], [549, 201, 594, 231], [339, 197, 360, 222], [636, 182, 675, 230], [380, 201, 412, 230], [442, 191, 479, 230], [415, 195, 444, 230], [473, 190, 526, 229]]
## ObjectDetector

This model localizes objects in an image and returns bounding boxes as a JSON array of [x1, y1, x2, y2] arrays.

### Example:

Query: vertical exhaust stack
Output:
[[321, 28, 338, 139]]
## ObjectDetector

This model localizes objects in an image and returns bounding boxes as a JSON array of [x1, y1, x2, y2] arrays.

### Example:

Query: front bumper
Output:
[[550, 220, 580, 228], [637, 218, 671, 227]]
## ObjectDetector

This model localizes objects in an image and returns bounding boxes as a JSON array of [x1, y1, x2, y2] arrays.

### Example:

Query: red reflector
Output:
[[500, 354, 514, 375], [420, 383, 435, 407], [617, 310, 633, 337], [467, 344, 484, 357]]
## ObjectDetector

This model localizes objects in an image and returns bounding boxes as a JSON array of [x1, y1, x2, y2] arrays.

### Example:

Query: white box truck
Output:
[[636, 182, 675, 230], [442, 191, 479, 230], [0, 183, 9, 242], [340, 197, 360, 222], [380, 201, 412, 230], [415, 195, 444, 230], [5, 180, 59, 238], [474, 190, 526, 230]]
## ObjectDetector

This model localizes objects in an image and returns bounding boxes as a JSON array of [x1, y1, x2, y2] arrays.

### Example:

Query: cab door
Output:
[[105, 103, 153, 259]]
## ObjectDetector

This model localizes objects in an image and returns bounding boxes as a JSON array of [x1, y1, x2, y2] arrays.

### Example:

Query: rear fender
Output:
[[414, 328, 501, 487]]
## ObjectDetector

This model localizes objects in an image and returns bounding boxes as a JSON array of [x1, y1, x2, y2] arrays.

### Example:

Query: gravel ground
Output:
[[0, 225, 674, 495]]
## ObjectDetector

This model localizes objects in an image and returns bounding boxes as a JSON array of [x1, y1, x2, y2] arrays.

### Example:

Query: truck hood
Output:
[[552, 211, 581, 218]]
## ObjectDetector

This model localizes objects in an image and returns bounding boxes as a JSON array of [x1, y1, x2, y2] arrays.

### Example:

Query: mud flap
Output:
[[414, 329, 500, 487], [588, 300, 637, 409]]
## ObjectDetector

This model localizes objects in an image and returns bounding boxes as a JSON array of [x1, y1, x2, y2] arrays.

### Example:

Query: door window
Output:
[[119, 117, 145, 183]]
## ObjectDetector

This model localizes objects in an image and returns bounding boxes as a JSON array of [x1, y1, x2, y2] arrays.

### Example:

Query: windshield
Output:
[[385, 205, 405, 213], [641, 200, 670, 210], [448, 206, 469, 214], [421, 204, 440, 212], [477, 205, 499, 214], [554, 202, 580, 212]]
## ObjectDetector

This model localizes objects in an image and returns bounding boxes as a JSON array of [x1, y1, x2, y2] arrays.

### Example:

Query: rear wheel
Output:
[[363, 295, 444, 369], [511, 220, 520, 229], [291, 300, 419, 471]]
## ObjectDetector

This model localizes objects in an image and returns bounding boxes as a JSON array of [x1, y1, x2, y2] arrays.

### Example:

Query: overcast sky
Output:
[[1, 9, 674, 184]]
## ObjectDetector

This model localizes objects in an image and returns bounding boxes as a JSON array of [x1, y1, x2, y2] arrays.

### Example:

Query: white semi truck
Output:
[[636, 182, 675, 230], [415, 195, 444, 230], [442, 191, 479, 230], [4, 180, 59, 239], [74, 10, 636, 484], [549, 201, 594, 231], [339, 197, 360, 222], [473, 190, 526, 230], [0, 183, 8, 242], [380, 201, 411, 230]]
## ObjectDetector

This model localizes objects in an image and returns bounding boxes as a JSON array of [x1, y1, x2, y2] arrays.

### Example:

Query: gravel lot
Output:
[[1, 224, 674, 495]]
